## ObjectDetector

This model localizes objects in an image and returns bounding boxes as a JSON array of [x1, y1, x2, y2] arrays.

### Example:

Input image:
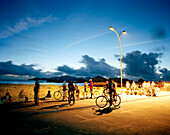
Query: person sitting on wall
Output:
[[5, 91, 12, 103], [46, 90, 52, 99]]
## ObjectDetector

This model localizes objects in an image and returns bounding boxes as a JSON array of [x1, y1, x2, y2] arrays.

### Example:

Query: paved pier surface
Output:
[[1, 92, 170, 135]]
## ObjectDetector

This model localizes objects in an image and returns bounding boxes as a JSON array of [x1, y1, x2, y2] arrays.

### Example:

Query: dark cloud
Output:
[[159, 68, 170, 81], [0, 61, 61, 80], [151, 28, 166, 40], [0, 61, 41, 76], [122, 50, 163, 81], [0, 53, 169, 81], [57, 55, 119, 78], [154, 45, 166, 52]]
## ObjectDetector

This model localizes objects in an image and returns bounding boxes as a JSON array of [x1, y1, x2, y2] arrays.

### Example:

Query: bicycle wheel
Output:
[[93, 91, 100, 98], [68, 94, 75, 106], [113, 94, 121, 107], [96, 96, 108, 108], [53, 91, 62, 100]]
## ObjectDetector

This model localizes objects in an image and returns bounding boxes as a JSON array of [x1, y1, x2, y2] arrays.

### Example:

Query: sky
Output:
[[0, 0, 170, 81]]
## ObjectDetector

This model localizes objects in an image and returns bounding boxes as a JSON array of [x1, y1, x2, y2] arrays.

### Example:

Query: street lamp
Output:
[[109, 26, 126, 94]]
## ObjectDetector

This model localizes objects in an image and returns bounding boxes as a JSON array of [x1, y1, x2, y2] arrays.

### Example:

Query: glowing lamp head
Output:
[[109, 27, 115, 31], [122, 31, 126, 34]]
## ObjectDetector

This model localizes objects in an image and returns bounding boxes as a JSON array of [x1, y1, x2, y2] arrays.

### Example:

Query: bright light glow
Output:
[[122, 31, 126, 34], [109, 26, 115, 31]]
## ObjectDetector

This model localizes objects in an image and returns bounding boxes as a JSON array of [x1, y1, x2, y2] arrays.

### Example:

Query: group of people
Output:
[[125, 81, 156, 96], [0, 90, 29, 104], [62, 78, 117, 107], [62, 79, 94, 101]]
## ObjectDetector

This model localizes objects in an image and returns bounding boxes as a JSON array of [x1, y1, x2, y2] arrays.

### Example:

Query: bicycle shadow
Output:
[[38, 103, 70, 110], [92, 106, 121, 115]]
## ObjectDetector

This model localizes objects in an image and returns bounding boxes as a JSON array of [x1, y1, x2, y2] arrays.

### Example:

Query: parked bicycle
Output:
[[81, 87, 100, 99], [53, 88, 63, 100], [53, 88, 76, 106], [96, 87, 121, 108]]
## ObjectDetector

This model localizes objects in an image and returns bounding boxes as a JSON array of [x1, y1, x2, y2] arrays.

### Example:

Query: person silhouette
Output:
[[34, 79, 40, 105]]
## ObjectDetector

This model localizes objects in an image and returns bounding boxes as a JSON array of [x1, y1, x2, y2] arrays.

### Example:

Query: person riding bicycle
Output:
[[108, 78, 116, 106], [68, 80, 75, 101]]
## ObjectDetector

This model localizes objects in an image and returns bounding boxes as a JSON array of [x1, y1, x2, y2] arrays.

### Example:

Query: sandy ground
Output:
[[1, 91, 170, 135]]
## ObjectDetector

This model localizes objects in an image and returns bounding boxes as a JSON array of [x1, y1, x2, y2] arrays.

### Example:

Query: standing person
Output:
[[151, 81, 156, 96], [126, 81, 130, 90], [131, 81, 136, 95], [68, 81, 75, 101], [75, 83, 80, 100], [142, 81, 147, 94], [151, 81, 155, 87], [108, 78, 116, 107], [62, 82, 67, 101], [89, 79, 94, 99], [126, 81, 130, 95], [84, 82, 88, 99], [34, 79, 40, 105]]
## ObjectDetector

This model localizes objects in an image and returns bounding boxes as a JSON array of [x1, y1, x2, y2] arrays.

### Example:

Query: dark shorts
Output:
[[76, 89, 80, 93]]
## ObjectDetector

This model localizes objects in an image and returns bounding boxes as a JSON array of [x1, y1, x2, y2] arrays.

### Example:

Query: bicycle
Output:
[[95, 88, 121, 108], [53, 88, 63, 100], [81, 87, 100, 99], [53, 88, 76, 106]]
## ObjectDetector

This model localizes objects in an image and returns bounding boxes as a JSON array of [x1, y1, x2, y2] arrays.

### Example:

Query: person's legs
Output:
[[90, 89, 93, 98], [113, 90, 116, 101], [34, 92, 39, 105], [109, 93, 113, 106]]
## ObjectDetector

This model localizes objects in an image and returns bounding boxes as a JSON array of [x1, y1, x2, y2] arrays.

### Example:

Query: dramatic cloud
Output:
[[0, 15, 57, 39], [0, 53, 169, 81], [122, 50, 163, 80], [57, 55, 119, 78], [0, 61, 61, 80], [159, 68, 170, 81]]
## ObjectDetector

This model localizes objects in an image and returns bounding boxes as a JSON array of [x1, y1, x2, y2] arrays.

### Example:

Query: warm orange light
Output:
[[109, 26, 115, 31], [122, 31, 126, 34]]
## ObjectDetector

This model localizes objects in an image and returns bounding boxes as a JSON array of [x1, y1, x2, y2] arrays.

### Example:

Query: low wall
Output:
[[0, 84, 104, 102]]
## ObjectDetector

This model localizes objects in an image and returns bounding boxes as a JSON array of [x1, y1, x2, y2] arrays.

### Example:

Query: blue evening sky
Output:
[[0, 0, 170, 80]]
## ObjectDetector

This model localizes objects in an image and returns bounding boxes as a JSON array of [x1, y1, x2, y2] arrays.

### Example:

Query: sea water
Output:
[[0, 80, 85, 86]]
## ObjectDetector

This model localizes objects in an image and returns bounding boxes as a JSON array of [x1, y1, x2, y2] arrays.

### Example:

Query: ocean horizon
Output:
[[0, 80, 85, 86]]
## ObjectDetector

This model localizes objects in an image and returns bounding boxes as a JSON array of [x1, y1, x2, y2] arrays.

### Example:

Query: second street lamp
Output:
[[109, 26, 126, 94]]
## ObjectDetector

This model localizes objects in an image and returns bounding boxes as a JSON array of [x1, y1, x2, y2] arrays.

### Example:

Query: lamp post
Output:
[[109, 27, 126, 94]]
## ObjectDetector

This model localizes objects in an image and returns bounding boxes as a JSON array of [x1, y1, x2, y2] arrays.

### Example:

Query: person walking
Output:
[[34, 79, 40, 105]]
